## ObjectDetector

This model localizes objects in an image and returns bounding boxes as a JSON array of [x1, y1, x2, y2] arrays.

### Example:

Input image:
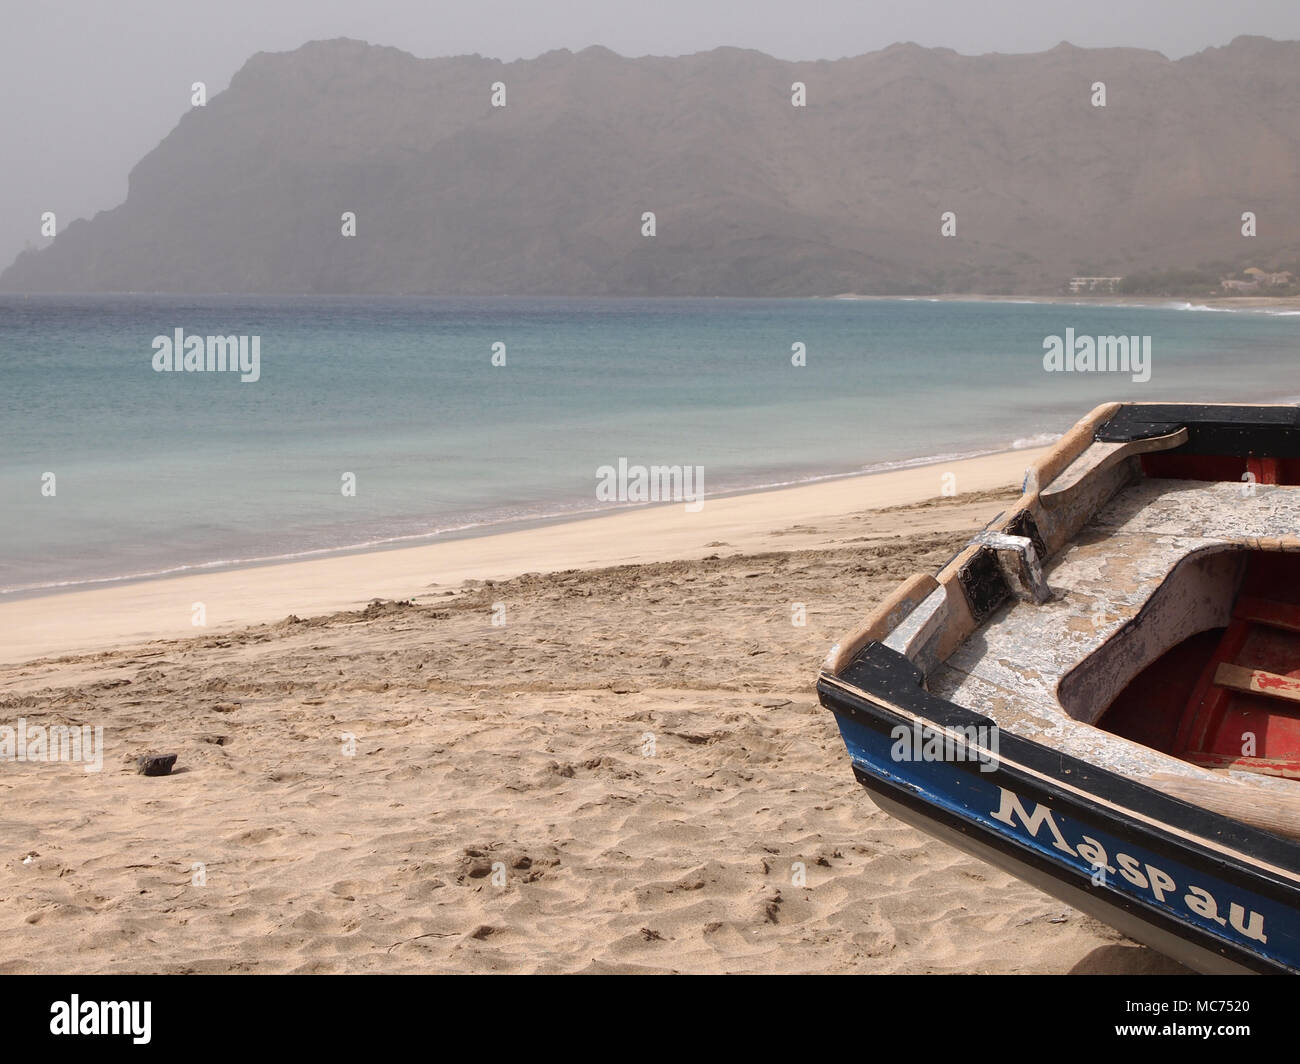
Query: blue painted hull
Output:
[[820, 648, 1300, 974]]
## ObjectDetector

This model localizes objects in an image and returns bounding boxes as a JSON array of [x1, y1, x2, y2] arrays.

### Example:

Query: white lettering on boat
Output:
[[990, 786, 1268, 943], [990, 786, 1077, 854]]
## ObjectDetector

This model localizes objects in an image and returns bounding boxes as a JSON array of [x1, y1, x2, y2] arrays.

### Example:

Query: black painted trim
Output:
[[1095, 403, 1300, 456]]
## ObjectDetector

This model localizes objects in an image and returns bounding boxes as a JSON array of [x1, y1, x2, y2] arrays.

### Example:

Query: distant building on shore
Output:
[[1222, 268, 1293, 292], [1245, 267, 1294, 286]]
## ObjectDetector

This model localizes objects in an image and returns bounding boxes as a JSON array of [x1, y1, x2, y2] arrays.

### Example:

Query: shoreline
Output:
[[830, 293, 1300, 313], [0, 443, 1028, 603], [0, 445, 1046, 665], [8, 291, 1300, 312]]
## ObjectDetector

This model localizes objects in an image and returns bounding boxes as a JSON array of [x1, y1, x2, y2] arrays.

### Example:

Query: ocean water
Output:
[[1, 294, 1297, 596]]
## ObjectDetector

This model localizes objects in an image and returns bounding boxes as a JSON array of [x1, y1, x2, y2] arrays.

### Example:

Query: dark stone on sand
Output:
[[137, 754, 177, 777]]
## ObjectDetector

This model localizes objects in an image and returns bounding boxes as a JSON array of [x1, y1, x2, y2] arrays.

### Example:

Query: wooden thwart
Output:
[[1038, 428, 1188, 505], [1214, 662, 1300, 706]]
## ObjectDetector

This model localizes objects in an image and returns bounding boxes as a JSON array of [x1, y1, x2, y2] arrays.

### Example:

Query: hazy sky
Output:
[[3, 0, 1299, 275]]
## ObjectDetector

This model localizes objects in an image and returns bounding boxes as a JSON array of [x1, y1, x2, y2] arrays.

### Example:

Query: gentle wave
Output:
[[1164, 301, 1300, 316], [1166, 302, 1234, 313], [1011, 432, 1063, 450], [0, 433, 1063, 598]]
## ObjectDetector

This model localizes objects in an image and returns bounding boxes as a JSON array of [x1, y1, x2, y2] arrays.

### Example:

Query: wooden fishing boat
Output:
[[817, 402, 1300, 973]]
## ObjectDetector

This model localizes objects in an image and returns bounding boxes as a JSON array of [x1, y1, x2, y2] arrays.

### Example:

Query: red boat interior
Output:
[[1138, 452, 1300, 486], [1099, 455, 1300, 777]]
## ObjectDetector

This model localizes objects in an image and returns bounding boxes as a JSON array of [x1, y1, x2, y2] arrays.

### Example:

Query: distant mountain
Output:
[[5, 35, 1300, 296]]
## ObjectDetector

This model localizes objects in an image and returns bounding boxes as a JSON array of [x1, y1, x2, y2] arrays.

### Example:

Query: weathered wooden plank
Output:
[[1214, 662, 1300, 706], [826, 572, 938, 675], [1148, 772, 1300, 841]]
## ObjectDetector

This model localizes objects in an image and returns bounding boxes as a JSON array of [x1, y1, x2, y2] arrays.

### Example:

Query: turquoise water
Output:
[[1, 295, 1297, 595]]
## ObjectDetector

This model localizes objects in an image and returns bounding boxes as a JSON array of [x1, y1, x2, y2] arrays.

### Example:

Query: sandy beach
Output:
[[0, 447, 1189, 973]]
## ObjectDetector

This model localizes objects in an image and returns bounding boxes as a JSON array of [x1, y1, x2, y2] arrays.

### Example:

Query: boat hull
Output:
[[819, 645, 1300, 974]]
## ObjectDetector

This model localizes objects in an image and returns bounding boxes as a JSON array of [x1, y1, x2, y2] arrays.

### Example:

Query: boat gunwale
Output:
[[826, 400, 1300, 677], [819, 647, 1300, 890]]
